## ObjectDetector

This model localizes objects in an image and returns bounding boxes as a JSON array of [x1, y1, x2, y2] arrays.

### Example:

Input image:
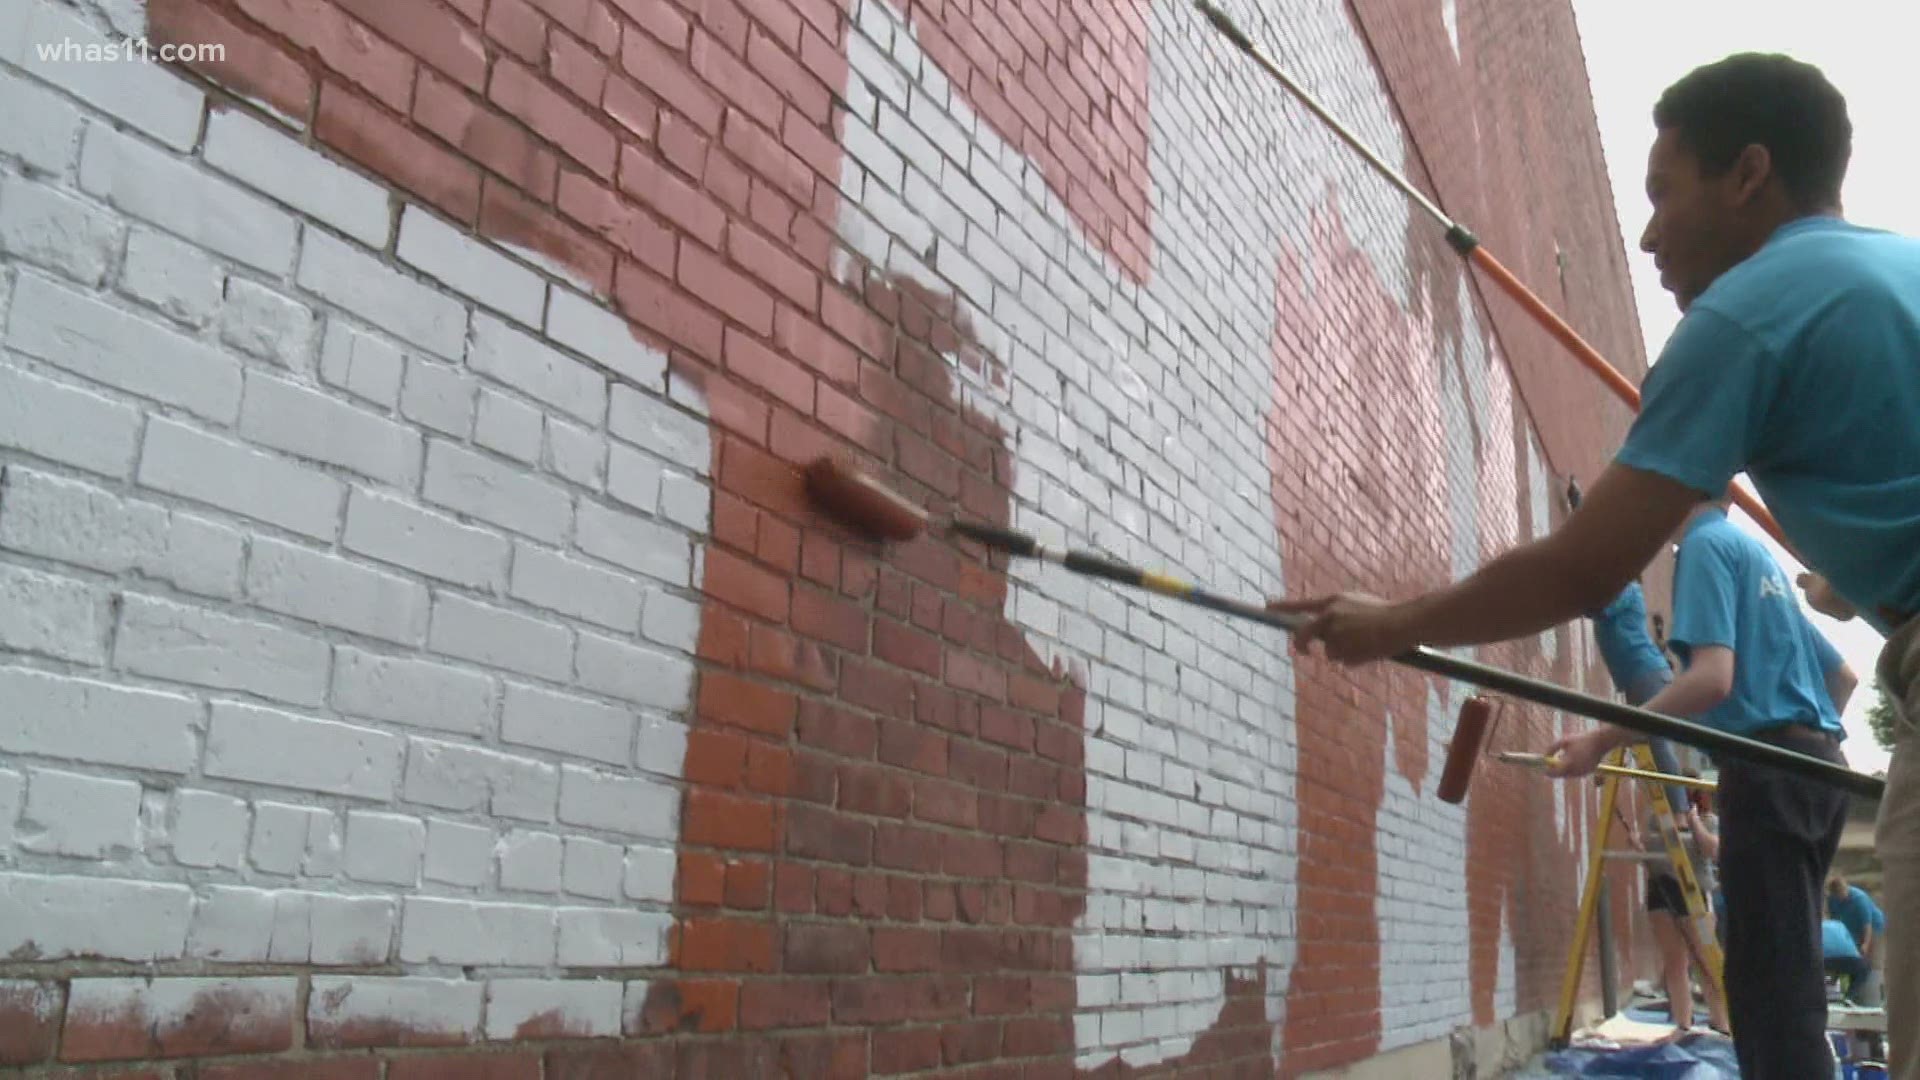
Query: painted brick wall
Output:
[[0, 0, 1658, 1075]]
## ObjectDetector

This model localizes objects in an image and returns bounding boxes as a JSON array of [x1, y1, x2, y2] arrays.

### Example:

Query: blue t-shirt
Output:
[[1823, 918, 1863, 960], [1589, 582, 1672, 693], [1667, 509, 1847, 739], [1828, 885, 1885, 943], [1615, 216, 1920, 633]]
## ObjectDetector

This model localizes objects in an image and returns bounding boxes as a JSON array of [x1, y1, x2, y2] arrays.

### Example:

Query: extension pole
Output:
[[1191, 0, 1790, 549]]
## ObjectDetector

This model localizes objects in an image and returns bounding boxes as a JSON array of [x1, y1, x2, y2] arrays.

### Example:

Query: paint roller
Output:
[[803, 455, 1884, 802]]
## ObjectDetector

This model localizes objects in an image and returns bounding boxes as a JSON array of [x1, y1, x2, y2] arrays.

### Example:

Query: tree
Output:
[[1868, 683, 1901, 752]]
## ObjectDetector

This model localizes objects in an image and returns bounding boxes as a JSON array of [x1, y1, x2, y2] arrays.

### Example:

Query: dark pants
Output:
[[1717, 725, 1850, 1079]]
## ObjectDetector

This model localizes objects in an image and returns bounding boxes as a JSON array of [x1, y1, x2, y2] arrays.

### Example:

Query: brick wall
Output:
[[0, 0, 1655, 1075]]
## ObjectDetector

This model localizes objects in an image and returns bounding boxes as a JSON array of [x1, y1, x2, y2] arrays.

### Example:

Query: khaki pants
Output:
[[1875, 615, 1920, 1079]]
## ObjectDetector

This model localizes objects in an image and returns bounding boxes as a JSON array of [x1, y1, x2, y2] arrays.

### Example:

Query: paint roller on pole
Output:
[[1189, 0, 1791, 550], [802, 456, 1884, 802]]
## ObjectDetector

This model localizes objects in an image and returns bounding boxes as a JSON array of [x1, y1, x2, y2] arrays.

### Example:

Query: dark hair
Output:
[[1653, 53, 1851, 210]]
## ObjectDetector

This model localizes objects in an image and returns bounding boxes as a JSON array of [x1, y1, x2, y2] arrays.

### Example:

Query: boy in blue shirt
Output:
[[1270, 52, 1920, 1077], [1828, 872, 1886, 1003]]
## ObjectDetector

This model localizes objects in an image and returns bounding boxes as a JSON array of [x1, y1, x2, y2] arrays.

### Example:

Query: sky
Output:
[[1568, 0, 1919, 774]]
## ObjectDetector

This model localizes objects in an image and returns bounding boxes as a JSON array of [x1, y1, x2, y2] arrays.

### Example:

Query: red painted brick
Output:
[[878, 717, 947, 776], [585, 1, 621, 53], [481, 178, 616, 292], [647, 978, 738, 1034], [701, 548, 790, 624], [62, 978, 295, 1062], [837, 762, 910, 818], [814, 867, 853, 917], [948, 739, 1008, 790], [524, 0, 592, 34], [798, 530, 840, 588], [414, 71, 560, 200], [727, 220, 817, 311], [546, 1042, 677, 1080], [619, 146, 725, 248], [783, 923, 869, 974], [873, 616, 942, 678], [756, 513, 801, 574], [484, 0, 548, 62], [613, 0, 690, 46], [722, 857, 771, 910], [786, 803, 872, 865], [747, 623, 836, 692], [871, 927, 940, 974], [335, 0, 487, 91], [946, 647, 1009, 701], [622, 27, 722, 133], [978, 705, 1035, 752], [739, 980, 832, 1030], [679, 850, 726, 905], [317, 83, 480, 224], [1008, 755, 1059, 800], [683, 788, 777, 852], [201, 1060, 380, 1080], [790, 586, 867, 653], [686, 33, 780, 133], [150, 0, 313, 123], [234, 0, 415, 112], [555, 170, 675, 273], [873, 823, 943, 874], [603, 73, 659, 139], [942, 1020, 1003, 1065], [657, 109, 711, 178], [724, 326, 814, 412], [1004, 1015, 1069, 1057], [873, 1028, 943, 1075], [697, 669, 797, 736], [695, 603, 750, 663], [490, 57, 616, 178], [694, 0, 750, 53], [613, 259, 723, 359], [796, 700, 875, 757], [941, 831, 1002, 879], [678, 243, 775, 336], [915, 778, 978, 829], [820, 286, 891, 363], [703, 141, 753, 217], [677, 918, 776, 973], [776, 305, 857, 389], [842, 660, 915, 722], [549, 29, 611, 105], [388, 1052, 543, 1080], [0, 981, 58, 1066]]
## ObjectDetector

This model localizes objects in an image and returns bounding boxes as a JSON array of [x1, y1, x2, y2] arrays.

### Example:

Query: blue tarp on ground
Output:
[[1528, 1035, 1740, 1078]]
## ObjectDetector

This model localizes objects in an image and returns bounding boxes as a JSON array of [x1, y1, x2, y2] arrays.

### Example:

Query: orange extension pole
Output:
[[1192, 0, 1790, 550]]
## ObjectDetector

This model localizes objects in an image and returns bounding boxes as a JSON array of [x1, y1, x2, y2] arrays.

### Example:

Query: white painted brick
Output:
[[249, 801, 339, 876], [574, 632, 690, 711], [204, 701, 403, 799], [3, 3, 203, 151], [162, 514, 246, 598], [545, 418, 604, 490], [622, 980, 651, 1031], [0, 871, 191, 960], [17, 767, 141, 858], [116, 594, 331, 707], [297, 230, 467, 358], [0, 768, 20, 851], [633, 714, 686, 781], [187, 885, 275, 961], [423, 440, 572, 545], [640, 588, 700, 654], [841, 106, 905, 192], [429, 593, 574, 681], [219, 278, 317, 367], [0, 365, 139, 478], [658, 470, 709, 533], [239, 371, 423, 488], [170, 789, 249, 869], [400, 356, 477, 436], [118, 227, 224, 326], [332, 647, 496, 737], [623, 844, 674, 903], [498, 829, 562, 893], [0, 561, 110, 664], [510, 543, 642, 632], [563, 836, 623, 900], [80, 126, 297, 274], [138, 418, 345, 541], [399, 209, 546, 329], [576, 501, 689, 586], [484, 977, 622, 1038], [319, 321, 405, 409], [403, 737, 557, 822], [606, 443, 661, 512], [469, 313, 607, 426], [246, 537, 430, 645], [0, 69, 82, 173], [310, 893, 396, 964], [546, 286, 665, 389], [399, 896, 554, 966], [475, 388, 544, 464], [558, 765, 674, 840], [265, 890, 313, 962], [203, 109, 391, 248], [342, 488, 509, 591], [424, 818, 492, 887], [344, 811, 425, 886], [309, 976, 483, 1043], [556, 908, 671, 966], [609, 385, 708, 474], [7, 272, 242, 422], [501, 682, 634, 766], [0, 176, 119, 285], [0, 666, 199, 773]]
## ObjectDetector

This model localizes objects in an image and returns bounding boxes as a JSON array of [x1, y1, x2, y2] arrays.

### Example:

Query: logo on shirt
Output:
[[1760, 573, 1790, 601]]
